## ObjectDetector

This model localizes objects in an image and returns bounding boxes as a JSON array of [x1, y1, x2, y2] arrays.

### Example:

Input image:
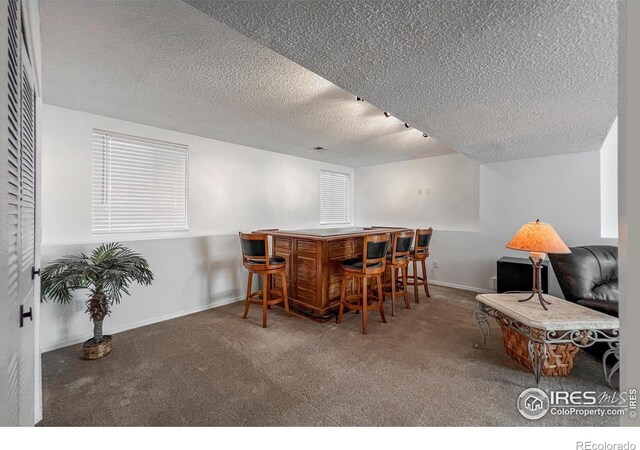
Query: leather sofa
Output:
[[548, 245, 618, 317]]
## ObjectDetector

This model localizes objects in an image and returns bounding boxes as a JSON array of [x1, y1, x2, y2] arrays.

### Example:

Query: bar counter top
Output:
[[256, 227, 403, 241]]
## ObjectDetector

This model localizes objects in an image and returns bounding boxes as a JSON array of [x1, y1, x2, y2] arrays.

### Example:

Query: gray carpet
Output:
[[39, 285, 619, 426]]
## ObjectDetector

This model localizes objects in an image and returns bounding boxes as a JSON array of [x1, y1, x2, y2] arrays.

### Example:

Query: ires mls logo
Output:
[[517, 388, 637, 420], [517, 388, 550, 420]]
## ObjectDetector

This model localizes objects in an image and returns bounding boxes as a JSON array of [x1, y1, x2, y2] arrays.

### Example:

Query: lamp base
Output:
[[517, 255, 551, 310], [518, 289, 551, 310]]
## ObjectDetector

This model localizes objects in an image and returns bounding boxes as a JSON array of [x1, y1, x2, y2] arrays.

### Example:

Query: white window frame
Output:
[[320, 170, 350, 225], [91, 129, 189, 235]]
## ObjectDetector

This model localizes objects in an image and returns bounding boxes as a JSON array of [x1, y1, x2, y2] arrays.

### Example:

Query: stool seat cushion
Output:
[[247, 256, 286, 265], [341, 258, 383, 269], [411, 248, 429, 255], [386, 254, 408, 262]]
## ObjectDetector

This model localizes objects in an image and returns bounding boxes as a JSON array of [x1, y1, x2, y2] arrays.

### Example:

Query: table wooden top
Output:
[[476, 293, 619, 331], [255, 227, 407, 241]]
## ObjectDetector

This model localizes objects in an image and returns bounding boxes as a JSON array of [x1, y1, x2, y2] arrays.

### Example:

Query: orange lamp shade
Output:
[[506, 220, 571, 254]]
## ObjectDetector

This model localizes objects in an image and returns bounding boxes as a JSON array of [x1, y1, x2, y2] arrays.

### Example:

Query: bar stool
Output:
[[337, 233, 390, 335], [382, 229, 415, 316], [239, 232, 291, 328], [407, 228, 433, 303]]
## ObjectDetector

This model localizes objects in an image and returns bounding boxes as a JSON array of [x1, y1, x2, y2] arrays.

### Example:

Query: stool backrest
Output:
[[414, 228, 433, 257], [390, 230, 415, 261], [239, 232, 272, 268], [359, 233, 390, 272]]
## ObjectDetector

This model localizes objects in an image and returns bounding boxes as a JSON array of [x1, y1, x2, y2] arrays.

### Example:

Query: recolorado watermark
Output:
[[576, 443, 636, 450], [517, 387, 637, 420]]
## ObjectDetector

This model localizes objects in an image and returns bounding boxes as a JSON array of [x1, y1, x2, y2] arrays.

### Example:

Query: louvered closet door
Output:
[[2, 0, 37, 426], [18, 31, 36, 426], [5, 0, 23, 426]]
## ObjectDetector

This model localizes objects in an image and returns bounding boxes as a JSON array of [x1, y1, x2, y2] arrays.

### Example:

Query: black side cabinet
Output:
[[497, 256, 549, 294]]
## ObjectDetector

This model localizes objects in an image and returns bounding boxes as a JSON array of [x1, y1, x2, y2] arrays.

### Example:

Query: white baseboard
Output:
[[40, 295, 244, 353], [429, 279, 495, 294], [34, 409, 42, 425]]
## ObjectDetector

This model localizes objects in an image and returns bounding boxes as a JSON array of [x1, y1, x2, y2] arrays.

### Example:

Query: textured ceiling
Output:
[[187, 0, 618, 162], [38, 0, 454, 168]]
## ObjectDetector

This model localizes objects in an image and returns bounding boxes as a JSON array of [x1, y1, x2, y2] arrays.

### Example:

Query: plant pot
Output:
[[82, 335, 112, 360]]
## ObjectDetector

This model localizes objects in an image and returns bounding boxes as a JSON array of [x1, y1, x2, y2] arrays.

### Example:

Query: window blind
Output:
[[320, 170, 350, 225], [92, 130, 188, 234]]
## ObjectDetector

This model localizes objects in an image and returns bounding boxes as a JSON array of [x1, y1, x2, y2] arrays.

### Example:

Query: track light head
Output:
[[356, 96, 364, 102], [423, 133, 428, 138], [384, 112, 390, 118], [405, 123, 410, 128]]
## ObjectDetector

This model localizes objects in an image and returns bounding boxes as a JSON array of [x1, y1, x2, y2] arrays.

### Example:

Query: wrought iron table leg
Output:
[[603, 341, 620, 389], [528, 339, 547, 385], [473, 308, 490, 344]]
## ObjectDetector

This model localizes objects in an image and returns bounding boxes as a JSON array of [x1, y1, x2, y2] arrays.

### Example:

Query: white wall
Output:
[[40, 104, 354, 351], [355, 153, 480, 232], [600, 117, 618, 238], [355, 151, 617, 295], [42, 105, 355, 244]]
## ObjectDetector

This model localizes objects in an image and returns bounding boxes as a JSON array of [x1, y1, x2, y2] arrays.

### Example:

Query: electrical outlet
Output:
[[75, 300, 84, 313], [425, 188, 431, 196], [433, 261, 439, 269], [418, 188, 423, 196]]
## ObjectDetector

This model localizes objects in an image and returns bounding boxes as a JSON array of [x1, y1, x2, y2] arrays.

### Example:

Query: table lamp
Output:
[[506, 219, 570, 310]]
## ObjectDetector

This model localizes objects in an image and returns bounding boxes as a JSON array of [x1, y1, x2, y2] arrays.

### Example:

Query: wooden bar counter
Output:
[[255, 227, 402, 321]]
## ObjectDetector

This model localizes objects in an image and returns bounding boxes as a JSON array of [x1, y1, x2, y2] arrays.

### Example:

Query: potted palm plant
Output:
[[41, 242, 153, 359]]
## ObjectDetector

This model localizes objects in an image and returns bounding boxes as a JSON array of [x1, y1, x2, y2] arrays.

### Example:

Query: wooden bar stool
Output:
[[382, 230, 415, 316], [239, 232, 291, 328], [337, 233, 389, 335], [407, 228, 433, 303]]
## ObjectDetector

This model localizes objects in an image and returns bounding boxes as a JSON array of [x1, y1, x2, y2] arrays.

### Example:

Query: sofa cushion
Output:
[[577, 297, 619, 317], [591, 281, 619, 302], [549, 246, 618, 302]]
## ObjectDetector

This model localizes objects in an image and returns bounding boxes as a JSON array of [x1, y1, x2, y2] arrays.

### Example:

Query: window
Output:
[[320, 170, 350, 225], [92, 130, 188, 234]]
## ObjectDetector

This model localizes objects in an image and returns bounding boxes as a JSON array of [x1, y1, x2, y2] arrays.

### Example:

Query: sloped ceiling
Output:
[[38, 0, 455, 168], [186, 0, 618, 162]]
